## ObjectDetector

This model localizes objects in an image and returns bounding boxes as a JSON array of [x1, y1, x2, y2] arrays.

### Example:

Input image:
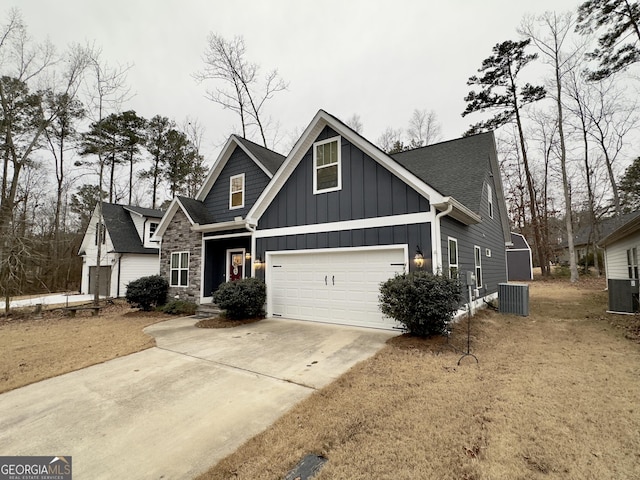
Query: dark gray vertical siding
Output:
[[255, 223, 432, 277], [259, 126, 430, 229], [607, 279, 638, 312], [440, 173, 507, 296], [202, 147, 271, 222]]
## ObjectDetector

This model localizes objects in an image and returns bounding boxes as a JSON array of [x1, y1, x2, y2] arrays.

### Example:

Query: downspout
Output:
[[116, 254, 122, 298], [434, 202, 454, 274], [245, 221, 257, 277]]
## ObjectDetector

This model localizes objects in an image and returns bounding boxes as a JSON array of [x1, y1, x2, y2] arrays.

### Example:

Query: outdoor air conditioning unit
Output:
[[498, 283, 529, 316]]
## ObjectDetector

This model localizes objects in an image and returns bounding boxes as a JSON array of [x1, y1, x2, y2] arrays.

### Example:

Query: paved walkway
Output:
[[0, 317, 395, 479]]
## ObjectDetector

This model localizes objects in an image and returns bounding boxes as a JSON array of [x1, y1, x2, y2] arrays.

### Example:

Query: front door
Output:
[[227, 249, 245, 282]]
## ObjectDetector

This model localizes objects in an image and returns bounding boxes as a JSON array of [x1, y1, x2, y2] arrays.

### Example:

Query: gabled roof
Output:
[[195, 135, 285, 202], [101, 203, 158, 254], [391, 132, 494, 215], [123, 205, 163, 218], [599, 211, 640, 247], [569, 211, 640, 247], [153, 196, 219, 239]]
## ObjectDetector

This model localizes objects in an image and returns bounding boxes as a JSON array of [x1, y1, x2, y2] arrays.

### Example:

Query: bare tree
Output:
[[407, 109, 442, 147], [82, 46, 131, 305], [345, 114, 363, 134], [376, 127, 404, 153], [521, 11, 582, 282], [194, 34, 287, 148]]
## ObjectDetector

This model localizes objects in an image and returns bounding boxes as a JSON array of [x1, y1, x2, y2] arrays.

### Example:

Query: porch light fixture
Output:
[[245, 252, 251, 261], [254, 257, 263, 269], [414, 246, 425, 269]]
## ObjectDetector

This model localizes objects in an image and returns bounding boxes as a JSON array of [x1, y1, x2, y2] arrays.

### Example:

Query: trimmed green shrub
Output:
[[125, 275, 169, 311], [212, 277, 266, 320], [379, 271, 462, 336], [159, 300, 197, 316]]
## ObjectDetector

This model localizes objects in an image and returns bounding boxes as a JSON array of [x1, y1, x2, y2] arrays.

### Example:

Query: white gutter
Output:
[[433, 202, 454, 274]]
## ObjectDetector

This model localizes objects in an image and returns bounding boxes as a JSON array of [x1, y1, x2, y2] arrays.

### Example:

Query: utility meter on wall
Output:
[[461, 271, 475, 286]]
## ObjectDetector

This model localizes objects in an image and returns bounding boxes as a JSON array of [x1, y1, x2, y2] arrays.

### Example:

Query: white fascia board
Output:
[[247, 110, 447, 225], [255, 212, 433, 238], [153, 198, 196, 240], [78, 205, 100, 255], [196, 136, 274, 202], [233, 137, 274, 178], [191, 218, 251, 233], [433, 197, 482, 225]]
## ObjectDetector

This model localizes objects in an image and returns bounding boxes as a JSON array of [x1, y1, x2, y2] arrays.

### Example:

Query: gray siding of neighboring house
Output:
[[254, 223, 432, 281], [202, 147, 271, 223], [259, 126, 430, 229], [440, 175, 507, 297]]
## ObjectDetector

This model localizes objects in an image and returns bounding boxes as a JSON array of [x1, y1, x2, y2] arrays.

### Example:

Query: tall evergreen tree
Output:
[[576, 0, 640, 80], [462, 39, 549, 274]]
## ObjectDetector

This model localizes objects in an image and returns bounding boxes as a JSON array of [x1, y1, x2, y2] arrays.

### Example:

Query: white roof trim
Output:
[[433, 197, 482, 225], [195, 135, 273, 202], [191, 218, 251, 233], [153, 198, 196, 240], [247, 110, 447, 224], [122, 206, 162, 219]]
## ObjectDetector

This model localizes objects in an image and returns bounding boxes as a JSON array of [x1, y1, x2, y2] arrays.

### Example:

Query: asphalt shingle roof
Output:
[[233, 135, 286, 175], [101, 203, 158, 254], [391, 132, 495, 214], [123, 205, 164, 218], [570, 211, 640, 246], [177, 196, 216, 225]]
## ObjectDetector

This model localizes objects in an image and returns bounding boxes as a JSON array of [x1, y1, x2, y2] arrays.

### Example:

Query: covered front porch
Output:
[[201, 233, 252, 302]]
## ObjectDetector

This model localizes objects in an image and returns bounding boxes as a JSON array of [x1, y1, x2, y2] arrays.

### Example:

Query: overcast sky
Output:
[[17, 0, 582, 160]]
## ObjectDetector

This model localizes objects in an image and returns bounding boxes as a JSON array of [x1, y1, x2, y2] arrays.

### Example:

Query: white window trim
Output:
[[448, 237, 458, 279], [474, 245, 483, 288], [229, 173, 245, 210], [313, 136, 342, 194], [148, 222, 158, 241], [487, 184, 494, 219], [170, 251, 189, 287]]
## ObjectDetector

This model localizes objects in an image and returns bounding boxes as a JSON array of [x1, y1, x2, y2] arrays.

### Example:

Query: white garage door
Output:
[[268, 247, 407, 330]]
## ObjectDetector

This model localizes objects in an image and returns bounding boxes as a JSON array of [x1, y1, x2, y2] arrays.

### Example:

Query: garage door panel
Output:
[[269, 248, 406, 330]]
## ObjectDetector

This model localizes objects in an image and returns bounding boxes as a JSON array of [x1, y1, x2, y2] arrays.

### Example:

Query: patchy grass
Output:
[[0, 301, 165, 394], [196, 279, 640, 480]]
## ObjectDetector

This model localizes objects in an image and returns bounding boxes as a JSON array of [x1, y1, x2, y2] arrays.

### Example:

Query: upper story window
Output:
[[487, 184, 494, 219], [229, 173, 245, 209], [94, 223, 106, 245], [148, 222, 158, 241], [313, 137, 341, 194]]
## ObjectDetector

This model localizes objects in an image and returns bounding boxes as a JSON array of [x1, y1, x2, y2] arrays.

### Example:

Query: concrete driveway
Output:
[[0, 317, 396, 479]]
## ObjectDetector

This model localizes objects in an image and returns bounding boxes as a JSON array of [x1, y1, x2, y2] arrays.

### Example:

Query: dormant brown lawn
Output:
[[0, 302, 163, 394], [1, 281, 639, 479], [197, 279, 640, 480]]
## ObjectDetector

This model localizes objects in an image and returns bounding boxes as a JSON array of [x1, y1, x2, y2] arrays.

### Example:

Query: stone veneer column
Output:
[[160, 209, 202, 302]]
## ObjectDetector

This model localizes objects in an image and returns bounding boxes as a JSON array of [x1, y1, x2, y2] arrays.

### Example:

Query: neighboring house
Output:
[[155, 110, 511, 330], [79, 203, 163, 297], [599, 212, 640, 313], [555, 211, 640, 265], [507, 232, 533, 281]]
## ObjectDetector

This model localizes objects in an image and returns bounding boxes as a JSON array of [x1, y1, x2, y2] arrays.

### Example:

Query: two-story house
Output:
[[154, 110, 511, 330], [79, 203, 163, 297]]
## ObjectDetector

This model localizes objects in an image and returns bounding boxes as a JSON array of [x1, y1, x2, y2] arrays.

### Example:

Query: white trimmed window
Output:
[[487, 184, 494, 219], [448, 237, 459, 279], [148, 222, 158, 241], [229, 173, 245, 209], [170, 251, 189, 287], [474, 245, 483, 288], [313, 136, 341, 194]]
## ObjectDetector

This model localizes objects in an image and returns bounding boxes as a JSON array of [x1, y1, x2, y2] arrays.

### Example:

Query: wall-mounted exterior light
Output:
[[253, 257, 263, 269], [414, 246, 424, 269]]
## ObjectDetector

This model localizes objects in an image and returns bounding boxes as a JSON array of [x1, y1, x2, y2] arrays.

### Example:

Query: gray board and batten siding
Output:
[[255, 126, 433, 269], [439, 177, 507, 297], [202, 146, 273, 223]]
